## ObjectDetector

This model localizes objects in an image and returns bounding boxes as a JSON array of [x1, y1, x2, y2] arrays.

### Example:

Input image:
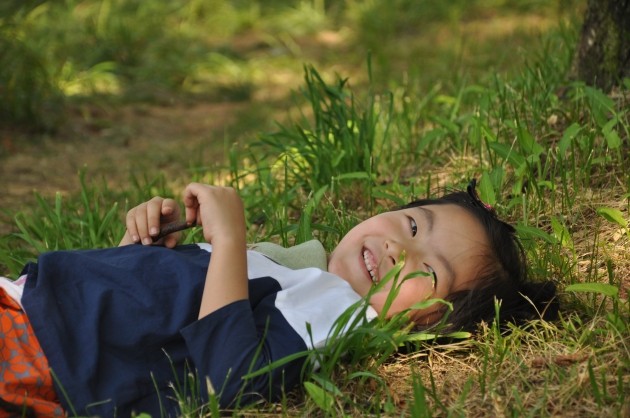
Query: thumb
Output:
[[183, 184, 202, 225]]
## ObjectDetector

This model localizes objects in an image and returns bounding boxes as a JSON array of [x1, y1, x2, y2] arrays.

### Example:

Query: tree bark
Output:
[[573, 0, 630, 91]]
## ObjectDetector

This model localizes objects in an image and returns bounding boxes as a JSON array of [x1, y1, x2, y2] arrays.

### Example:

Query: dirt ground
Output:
[[0, 99, 260, 235], [0, 29, 341, 236]]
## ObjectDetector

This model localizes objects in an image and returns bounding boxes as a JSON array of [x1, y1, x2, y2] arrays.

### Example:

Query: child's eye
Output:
[[408, 216, 418, 237]]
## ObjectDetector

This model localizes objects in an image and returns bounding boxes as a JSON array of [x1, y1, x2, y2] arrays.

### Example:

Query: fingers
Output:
[[182, 183, 245, 245], [125, 197, 182, 246], [183, 183, 202, 226], [159, 198, 180, 223], [125, 183, 244, 248], [145, 197, 163, 237], [162, 233, 179, 249]]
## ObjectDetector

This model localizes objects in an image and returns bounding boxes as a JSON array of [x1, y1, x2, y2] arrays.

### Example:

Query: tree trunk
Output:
[[573, 0, 630, 91]]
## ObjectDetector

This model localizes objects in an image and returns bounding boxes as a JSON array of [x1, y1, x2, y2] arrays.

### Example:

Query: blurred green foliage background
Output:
[[0, 0, 579, 131]]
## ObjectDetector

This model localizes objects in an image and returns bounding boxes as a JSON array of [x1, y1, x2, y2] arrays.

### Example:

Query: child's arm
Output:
[[120, 184, 248, 318], [119, 197, 184, 247], [182, 183, 248, 319]]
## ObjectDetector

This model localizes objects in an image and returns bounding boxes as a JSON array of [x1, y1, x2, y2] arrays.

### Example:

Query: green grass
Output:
[[1, 0, 629, 416]]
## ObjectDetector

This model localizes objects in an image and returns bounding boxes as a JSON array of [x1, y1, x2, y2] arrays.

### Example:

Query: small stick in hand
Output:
[[152, 220, 196, 242]]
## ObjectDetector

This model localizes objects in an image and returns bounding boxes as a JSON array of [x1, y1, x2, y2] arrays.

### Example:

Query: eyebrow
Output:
[[415, 207, 457, 285]]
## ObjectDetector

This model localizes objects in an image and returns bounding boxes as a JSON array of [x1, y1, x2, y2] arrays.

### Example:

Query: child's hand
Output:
[[122, 197, 183, 248], [182, 183, 246, 246]]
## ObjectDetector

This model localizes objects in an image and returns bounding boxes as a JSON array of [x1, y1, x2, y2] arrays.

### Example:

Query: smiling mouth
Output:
[[362, 249, 378, 283]]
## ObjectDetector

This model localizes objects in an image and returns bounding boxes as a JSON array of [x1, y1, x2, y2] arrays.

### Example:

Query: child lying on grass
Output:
[[0, 181, 558, 416]]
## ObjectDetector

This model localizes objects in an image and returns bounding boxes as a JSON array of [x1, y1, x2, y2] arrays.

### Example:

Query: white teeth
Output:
[[363, 250, 377, 283]]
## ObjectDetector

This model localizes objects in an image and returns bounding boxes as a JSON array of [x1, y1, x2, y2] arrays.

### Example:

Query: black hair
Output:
[[398, 180, 559, 333]]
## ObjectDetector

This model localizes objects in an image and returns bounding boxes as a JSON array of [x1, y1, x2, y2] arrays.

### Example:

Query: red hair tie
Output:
[[467, 179, 495, 213]]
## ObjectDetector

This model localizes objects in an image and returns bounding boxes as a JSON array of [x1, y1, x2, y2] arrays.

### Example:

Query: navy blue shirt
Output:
[[21, 244, 372, 416]]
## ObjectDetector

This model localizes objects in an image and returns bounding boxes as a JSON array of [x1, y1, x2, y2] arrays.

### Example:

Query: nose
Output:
[[384, 239, 402, 267]]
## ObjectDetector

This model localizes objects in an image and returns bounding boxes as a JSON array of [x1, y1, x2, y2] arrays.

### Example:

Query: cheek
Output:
[[368, 277, 435, 317]]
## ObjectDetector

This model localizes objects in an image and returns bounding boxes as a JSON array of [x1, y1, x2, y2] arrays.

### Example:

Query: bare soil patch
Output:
[[0, 99, 253, 235]]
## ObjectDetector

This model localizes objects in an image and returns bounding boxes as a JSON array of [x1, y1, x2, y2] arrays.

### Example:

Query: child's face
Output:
[[328, 203, 489, 324]]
